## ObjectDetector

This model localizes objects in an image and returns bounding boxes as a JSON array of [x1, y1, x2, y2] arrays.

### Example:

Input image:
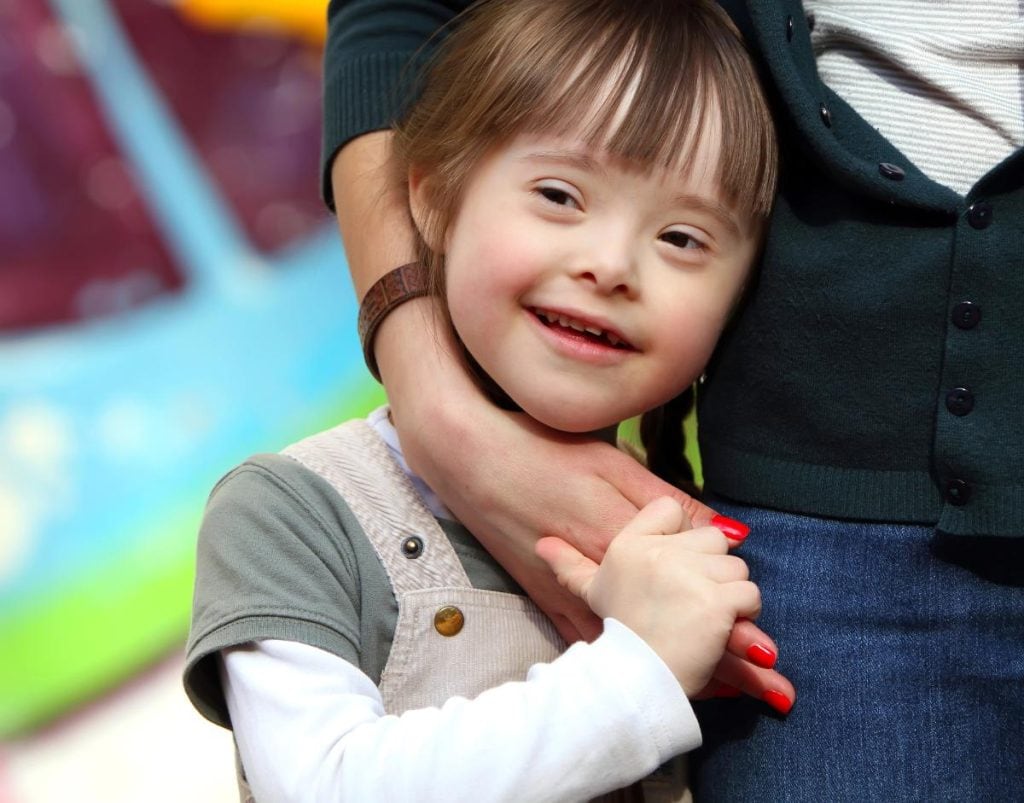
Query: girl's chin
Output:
[[515, 398, 624, 437]]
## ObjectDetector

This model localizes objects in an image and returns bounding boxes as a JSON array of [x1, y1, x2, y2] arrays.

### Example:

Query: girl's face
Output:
[[414, 129, 760, 434]]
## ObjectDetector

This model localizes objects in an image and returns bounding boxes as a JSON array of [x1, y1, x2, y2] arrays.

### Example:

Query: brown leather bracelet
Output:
[[357, 261, 430, 381]]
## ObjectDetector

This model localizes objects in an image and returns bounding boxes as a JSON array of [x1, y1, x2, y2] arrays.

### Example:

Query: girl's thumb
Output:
[[536, 536, 597, 602]]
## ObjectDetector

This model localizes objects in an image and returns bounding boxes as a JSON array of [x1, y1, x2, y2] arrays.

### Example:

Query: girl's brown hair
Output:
[[393, 0, 778, 491]]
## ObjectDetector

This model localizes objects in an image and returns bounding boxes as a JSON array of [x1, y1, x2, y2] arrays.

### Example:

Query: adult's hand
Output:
[[537, 499, 796, 711], [535, 497, 762, 697]]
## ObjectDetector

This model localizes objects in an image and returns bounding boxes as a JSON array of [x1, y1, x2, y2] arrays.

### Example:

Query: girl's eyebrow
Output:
[[516, 149, 605, 175], [671, 193, 742, 238]]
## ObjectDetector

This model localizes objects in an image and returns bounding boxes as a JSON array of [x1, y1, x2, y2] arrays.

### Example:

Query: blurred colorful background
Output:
[[0, 0, 382, 798]]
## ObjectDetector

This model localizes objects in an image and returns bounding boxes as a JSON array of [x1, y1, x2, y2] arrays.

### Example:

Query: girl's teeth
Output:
[[536, 309, 621, 346]]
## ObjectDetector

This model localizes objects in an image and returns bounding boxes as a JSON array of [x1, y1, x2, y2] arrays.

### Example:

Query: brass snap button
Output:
[[433, 605, 464, 637]]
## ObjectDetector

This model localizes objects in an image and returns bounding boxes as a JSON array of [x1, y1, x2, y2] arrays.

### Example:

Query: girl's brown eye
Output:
[[538, 187, 578, 208], [540, 189, 573, 205], [660, 230, 700, 250]]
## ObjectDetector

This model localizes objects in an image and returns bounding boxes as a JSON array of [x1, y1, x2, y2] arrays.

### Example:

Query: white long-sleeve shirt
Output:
[[221, 619, 700, 802]]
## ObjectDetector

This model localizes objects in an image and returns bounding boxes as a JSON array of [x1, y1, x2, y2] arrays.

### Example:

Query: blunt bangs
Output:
[[397, 0, 777, 227]]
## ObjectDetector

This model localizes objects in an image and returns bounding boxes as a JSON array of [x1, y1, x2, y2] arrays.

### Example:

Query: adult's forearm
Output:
[[332, 131, 417, 300]]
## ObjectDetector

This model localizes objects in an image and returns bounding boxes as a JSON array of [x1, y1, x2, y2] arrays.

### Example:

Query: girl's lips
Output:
[[525, 307, 638, 365], [528, 306, 636, 350]]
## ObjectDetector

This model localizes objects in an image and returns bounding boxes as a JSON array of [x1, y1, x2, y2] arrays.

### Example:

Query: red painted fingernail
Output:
[[746, 643, 777, 669], [713, 684, 743, 698], [762, 689, 793, 715], [712, 514, 750, 541]]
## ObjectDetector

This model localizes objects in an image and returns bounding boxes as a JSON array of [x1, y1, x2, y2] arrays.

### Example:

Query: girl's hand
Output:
[[536, 498, 793, 710]]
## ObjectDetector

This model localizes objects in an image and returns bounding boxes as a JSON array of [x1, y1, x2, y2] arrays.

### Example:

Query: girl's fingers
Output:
[[535, 536, 598, 602], [722, 579, 762, 622], [618, 496, 686, 538], [702, 553, 750, 583], [676, 526, 732, 555]]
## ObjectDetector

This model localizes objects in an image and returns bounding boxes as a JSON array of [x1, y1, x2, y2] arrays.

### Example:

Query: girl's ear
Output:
[[408, 166, 445, 253]]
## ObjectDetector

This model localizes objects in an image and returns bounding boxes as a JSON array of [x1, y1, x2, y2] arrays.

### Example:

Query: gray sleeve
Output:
[[184, 456, 370, 727]]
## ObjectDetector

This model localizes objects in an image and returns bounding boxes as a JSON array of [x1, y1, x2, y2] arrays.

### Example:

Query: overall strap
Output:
[[283, 418, 472, 593]]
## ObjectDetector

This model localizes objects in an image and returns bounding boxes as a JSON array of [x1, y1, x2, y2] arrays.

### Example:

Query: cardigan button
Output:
[[878, 162, 905, 180], [966, 202, 992, 229], [786, 15, 794, 40], [944, 479, 971, 507], [819, 103, 832, 128], [951, 301, 980, 330], [434, 605, 465, 637], [945, 388, 974, 416]]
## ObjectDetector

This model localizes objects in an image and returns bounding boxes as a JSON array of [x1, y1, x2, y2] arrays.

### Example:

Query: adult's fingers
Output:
[[546, 606, 602, 644], [601, 455, 697, 530], [725, 618, 778, 669], [608, 458, 753, 545], [702, 652, 797, 715]]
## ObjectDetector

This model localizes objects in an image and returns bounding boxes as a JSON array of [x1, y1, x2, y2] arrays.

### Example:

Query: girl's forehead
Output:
[[502, 117, 726, 190], [510, 62, 727, 173]]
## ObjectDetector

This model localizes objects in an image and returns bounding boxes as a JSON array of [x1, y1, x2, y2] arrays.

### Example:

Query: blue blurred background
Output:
[[0, 0, 382, 797]]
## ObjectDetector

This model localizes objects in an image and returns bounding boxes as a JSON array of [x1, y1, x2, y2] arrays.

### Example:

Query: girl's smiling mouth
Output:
[[528, 307, 636, 351]]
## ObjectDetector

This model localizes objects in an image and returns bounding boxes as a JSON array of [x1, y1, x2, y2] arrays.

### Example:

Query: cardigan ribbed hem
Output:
[[321, 50, 424, 209], [701, 440, 1024, 537]]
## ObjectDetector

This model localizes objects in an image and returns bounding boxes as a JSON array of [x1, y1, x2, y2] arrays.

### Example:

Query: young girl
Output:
[[185, 1, 787, 800]]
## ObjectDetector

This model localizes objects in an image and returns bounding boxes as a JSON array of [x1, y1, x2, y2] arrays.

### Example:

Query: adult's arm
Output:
[[325, 2, 793, 703]]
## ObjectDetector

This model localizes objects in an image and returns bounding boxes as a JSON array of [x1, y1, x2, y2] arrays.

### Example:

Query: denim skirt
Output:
[[692, 496, 1024, 802]]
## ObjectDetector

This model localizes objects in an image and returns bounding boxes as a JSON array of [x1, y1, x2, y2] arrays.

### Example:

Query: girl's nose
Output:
[[575, 243, 638, 297]]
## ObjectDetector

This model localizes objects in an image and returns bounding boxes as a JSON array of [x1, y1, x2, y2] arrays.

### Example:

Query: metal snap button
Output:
[[434, 605, 465, 637], [401, 535, 424, 558]]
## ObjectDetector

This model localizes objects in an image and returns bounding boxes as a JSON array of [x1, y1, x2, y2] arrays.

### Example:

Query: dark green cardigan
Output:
[[321, 0, 1024, 537]]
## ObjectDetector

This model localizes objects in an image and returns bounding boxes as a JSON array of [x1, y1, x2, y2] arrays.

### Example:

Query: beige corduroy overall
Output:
[[236, 417, 688, 802]]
